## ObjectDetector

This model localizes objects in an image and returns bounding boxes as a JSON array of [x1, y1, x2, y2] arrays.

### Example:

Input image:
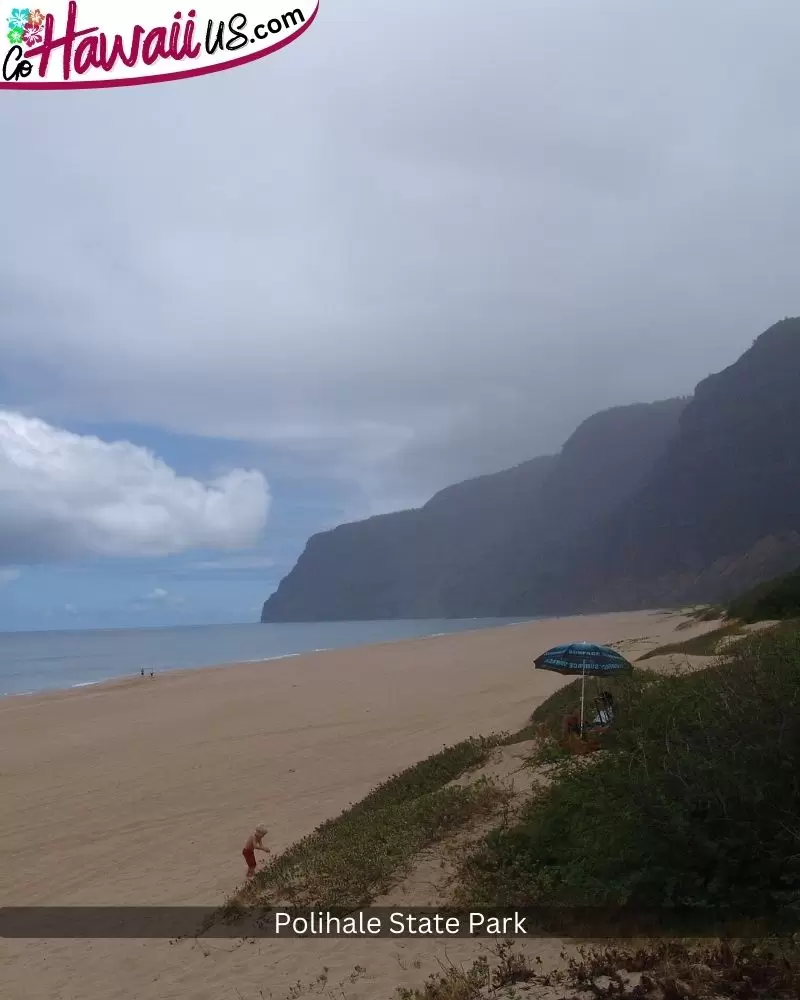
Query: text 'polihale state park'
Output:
[[272, 911, 529, 937]]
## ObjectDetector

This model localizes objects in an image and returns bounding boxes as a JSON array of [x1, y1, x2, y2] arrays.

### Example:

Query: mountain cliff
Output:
[[262, 318, 800, 622], [563, 317, 800, 609], [262, 399, 686, 621]]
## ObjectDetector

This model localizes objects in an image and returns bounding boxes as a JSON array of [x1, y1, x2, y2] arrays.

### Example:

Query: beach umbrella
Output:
[[533, 642, 633, 731]]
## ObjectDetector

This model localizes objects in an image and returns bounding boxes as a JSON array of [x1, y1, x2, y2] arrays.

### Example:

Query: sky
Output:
[[2, 0, 800, 630]]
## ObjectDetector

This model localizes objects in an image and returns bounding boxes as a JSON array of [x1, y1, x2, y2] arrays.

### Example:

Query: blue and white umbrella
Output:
[[533, 642, 633, 731]]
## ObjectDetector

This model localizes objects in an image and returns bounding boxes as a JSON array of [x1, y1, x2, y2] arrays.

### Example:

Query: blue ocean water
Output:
[[0, 618, 531, 697]]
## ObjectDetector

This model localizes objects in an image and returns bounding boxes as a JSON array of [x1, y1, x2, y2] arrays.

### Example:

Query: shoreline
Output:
[[0, 616, 545, 704], [0, 649, 309, 703]]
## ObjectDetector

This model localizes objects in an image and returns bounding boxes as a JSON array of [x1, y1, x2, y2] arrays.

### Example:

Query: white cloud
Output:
[[0, 568, 20, 584], [0, 411, 270, 566], [192, 555, 276, 572], [140, 588, 184, 606]]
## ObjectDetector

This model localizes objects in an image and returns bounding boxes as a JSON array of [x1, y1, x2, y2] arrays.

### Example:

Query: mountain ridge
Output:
[[262, 319, 800, 622], [262, 399, 686, 621]]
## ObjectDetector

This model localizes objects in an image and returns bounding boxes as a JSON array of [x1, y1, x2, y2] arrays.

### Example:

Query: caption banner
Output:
[[0, 906, 793, 939]]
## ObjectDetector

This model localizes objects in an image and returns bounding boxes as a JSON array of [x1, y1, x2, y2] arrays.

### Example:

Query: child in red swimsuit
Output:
[[242, 825, 270, 878]]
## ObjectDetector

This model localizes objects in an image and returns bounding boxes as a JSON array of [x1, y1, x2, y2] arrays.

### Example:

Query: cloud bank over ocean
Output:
[[0, 411, 270, 565]]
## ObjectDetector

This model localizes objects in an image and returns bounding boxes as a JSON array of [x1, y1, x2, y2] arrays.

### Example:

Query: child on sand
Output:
[[242, 825, 270, 878]]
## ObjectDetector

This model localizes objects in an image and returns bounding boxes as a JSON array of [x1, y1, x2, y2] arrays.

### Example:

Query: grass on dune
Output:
[[638, 622, 743, 660], [684, 603, 726, 623], [642, 616, 800, 662], [454, 625, 800, 919], [397, 939, 800, 1000], [728, 566, 800, 623], [215, 736, 505, 917]]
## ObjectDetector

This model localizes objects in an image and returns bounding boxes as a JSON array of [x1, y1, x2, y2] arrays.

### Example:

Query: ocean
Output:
[[0, 617, 531, 697]]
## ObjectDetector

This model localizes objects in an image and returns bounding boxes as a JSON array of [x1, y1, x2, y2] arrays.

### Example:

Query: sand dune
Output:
[[0, 610, 711, 999]]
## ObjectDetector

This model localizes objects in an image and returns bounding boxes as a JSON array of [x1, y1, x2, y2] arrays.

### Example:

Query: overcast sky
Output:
[[2, 0, 800, 630]]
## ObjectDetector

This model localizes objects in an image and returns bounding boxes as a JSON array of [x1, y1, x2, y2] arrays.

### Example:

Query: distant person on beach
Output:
[[141, 668, 145, 677], [149, 670, 154, 678], [242, 825, 270, 878]]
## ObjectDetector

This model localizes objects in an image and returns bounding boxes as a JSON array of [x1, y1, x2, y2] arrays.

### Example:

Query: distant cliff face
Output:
[[260, 455, 557, 621], [261, 318, 800, 622], [564, 317, 800, 609], [262, 399, 685, 621]]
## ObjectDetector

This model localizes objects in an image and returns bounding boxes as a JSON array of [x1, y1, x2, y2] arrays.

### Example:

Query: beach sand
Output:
[[0, 610, 713, 999]]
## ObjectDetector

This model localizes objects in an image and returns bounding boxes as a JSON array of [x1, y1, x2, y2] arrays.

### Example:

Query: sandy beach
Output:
[[0, 610, 710, 999]]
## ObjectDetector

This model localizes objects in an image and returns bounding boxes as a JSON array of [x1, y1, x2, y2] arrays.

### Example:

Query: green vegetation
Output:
[[398, 940, 800, 1000], [233, 737, 504, 910], [745, 617, 800, 641], [396, 940, 539, 1000], [674, 604, 726, 629], [456, 627, 800, 917], [638, 622, 742, 660], [686, 603, 726, 622], [728, 565, 800, 622]]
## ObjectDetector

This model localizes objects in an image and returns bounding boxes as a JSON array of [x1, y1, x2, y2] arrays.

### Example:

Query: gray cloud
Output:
[[2, 0, 800, 512]]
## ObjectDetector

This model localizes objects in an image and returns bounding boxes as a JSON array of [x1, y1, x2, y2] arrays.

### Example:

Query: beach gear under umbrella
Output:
[[533, 642, 633, 732]]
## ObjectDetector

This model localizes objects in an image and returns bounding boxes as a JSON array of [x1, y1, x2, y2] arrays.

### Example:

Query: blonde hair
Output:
[[255, 825, 268, 835]]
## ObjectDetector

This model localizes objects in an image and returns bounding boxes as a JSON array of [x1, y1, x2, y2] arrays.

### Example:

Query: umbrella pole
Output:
[[580, 666, 586, 733]]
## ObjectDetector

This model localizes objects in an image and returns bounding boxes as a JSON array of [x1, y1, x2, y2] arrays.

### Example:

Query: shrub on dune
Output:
[[459, 628, 800, 916]]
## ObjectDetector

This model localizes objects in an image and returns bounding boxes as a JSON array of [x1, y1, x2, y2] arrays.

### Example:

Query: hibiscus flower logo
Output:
[[6, 6, 30, 29], [22, 18, 41, 43], [6, 6, 46, 47]]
